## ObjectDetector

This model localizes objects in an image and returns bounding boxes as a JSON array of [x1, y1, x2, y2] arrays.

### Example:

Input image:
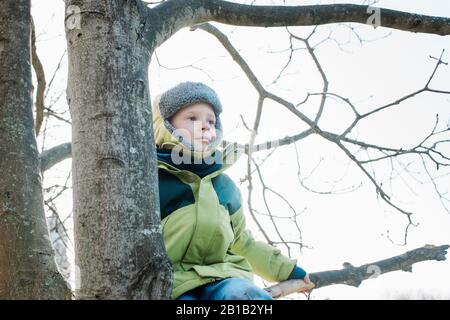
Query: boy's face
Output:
[[170, 102, 217, 152]]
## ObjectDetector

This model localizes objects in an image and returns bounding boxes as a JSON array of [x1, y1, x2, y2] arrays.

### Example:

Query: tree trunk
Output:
[[65, 0, 172, 299], [0, 0, 68, 299]]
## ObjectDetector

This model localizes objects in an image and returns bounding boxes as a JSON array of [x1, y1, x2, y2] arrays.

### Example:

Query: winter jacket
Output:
[[152, 95, 299, 299]]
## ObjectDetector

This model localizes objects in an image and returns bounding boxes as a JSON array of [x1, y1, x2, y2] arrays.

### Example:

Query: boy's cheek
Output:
[[172, 128, 193, 144]]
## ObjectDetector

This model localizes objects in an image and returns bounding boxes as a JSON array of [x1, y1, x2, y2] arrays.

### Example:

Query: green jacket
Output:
[[152, 95, 297, 299]]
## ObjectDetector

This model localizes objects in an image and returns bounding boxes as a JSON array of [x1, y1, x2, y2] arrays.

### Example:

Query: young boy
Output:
[[152, 81, 312, 300]]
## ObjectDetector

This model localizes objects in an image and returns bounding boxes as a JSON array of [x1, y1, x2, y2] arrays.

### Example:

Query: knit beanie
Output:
[[157, 81, 224, 153]]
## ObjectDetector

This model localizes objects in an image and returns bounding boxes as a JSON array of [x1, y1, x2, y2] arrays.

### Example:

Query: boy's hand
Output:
[[266, 273, 315, 299], [298, 274, 315, 293]]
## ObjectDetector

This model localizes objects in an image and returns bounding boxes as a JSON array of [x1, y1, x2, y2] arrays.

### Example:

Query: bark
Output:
[[31, 17, 45, 136], [65, 0, 171, 299], [0, 0, 68, 299], [266, 244, 449, 299]]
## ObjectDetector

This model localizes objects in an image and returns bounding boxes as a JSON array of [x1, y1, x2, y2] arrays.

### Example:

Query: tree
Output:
[[1, 0, 449, 299], [0, 0, 68, 299]]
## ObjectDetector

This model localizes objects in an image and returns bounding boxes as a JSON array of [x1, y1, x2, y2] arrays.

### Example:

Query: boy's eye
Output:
[[209, 120, 215, 125], [189, 116, 196, 121]]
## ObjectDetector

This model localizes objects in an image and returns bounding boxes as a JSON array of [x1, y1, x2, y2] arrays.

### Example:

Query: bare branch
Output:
[[45, 49, 67, 100], [44, 108, 72, 125], [153, 51, 217, 82], [293, 141, 362, 195], [420, 155, 450, 214], [287, 27, 329, 126], [266, 244, 449, 299], [150, 1, 450, 50], [191, 23, 265, 94], [40, 142, 72, 173], [425, 49, 448, 89], [252, 156, 292, 256]]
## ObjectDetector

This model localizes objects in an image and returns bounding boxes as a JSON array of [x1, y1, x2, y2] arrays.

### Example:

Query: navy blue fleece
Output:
[[156, 148, 223, 178]]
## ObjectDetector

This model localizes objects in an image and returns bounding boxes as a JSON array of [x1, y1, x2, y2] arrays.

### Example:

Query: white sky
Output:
[[31, 0, 450, 299]]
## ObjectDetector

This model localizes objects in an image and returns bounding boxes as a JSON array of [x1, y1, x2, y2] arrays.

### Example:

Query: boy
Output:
[[152, 81, 312, 300]]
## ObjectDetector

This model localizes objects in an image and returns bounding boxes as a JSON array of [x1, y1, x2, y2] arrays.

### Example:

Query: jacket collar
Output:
[[156, 148, 222, 178], [156, 143, 243, 179]]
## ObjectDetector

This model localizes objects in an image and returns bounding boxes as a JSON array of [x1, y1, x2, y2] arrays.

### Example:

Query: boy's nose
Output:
[[202, 120, 212, 130]]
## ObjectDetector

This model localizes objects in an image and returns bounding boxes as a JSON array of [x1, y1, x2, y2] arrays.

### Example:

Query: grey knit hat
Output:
[[158, 81, 224, 151]]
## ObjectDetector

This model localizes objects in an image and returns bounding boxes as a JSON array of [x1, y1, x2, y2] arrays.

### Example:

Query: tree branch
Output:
[[151, 0, 450, 47], [266, 244, 449, 299], [40, 142, 72, 173]]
